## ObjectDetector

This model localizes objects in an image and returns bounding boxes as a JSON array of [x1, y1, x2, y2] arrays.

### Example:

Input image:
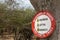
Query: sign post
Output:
[[32, 11, 56, 38]]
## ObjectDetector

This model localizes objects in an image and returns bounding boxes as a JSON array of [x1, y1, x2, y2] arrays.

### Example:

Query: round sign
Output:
[[32, 11, 56, 38]]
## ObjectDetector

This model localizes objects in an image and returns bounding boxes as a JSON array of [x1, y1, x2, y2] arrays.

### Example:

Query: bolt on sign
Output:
[[32, 11, 56, 38]]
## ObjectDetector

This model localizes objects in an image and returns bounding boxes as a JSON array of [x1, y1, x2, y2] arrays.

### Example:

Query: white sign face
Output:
[[35, 15, 51, 34]]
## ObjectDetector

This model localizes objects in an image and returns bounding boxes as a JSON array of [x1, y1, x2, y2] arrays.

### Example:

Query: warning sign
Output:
[[32, 11, 56, 38]]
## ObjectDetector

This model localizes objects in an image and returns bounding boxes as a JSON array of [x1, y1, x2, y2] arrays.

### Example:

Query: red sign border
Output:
[[32, 10, 56, 38]]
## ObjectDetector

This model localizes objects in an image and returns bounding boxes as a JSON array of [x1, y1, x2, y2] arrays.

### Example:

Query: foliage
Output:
[[0, 3, 35, 30]]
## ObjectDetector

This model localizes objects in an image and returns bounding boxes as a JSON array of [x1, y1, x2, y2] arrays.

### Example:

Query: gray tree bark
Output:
[[30, 0, 60, 40]]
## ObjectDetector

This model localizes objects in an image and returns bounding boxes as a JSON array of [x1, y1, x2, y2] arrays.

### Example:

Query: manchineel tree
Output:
[[30, 0, 60, 40]]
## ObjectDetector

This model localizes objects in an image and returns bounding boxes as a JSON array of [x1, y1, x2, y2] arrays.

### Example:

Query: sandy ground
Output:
[[0, 34, 14, 40]]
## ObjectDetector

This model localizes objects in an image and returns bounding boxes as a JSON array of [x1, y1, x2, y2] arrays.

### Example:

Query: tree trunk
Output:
[[30, 0, 60, 40]]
